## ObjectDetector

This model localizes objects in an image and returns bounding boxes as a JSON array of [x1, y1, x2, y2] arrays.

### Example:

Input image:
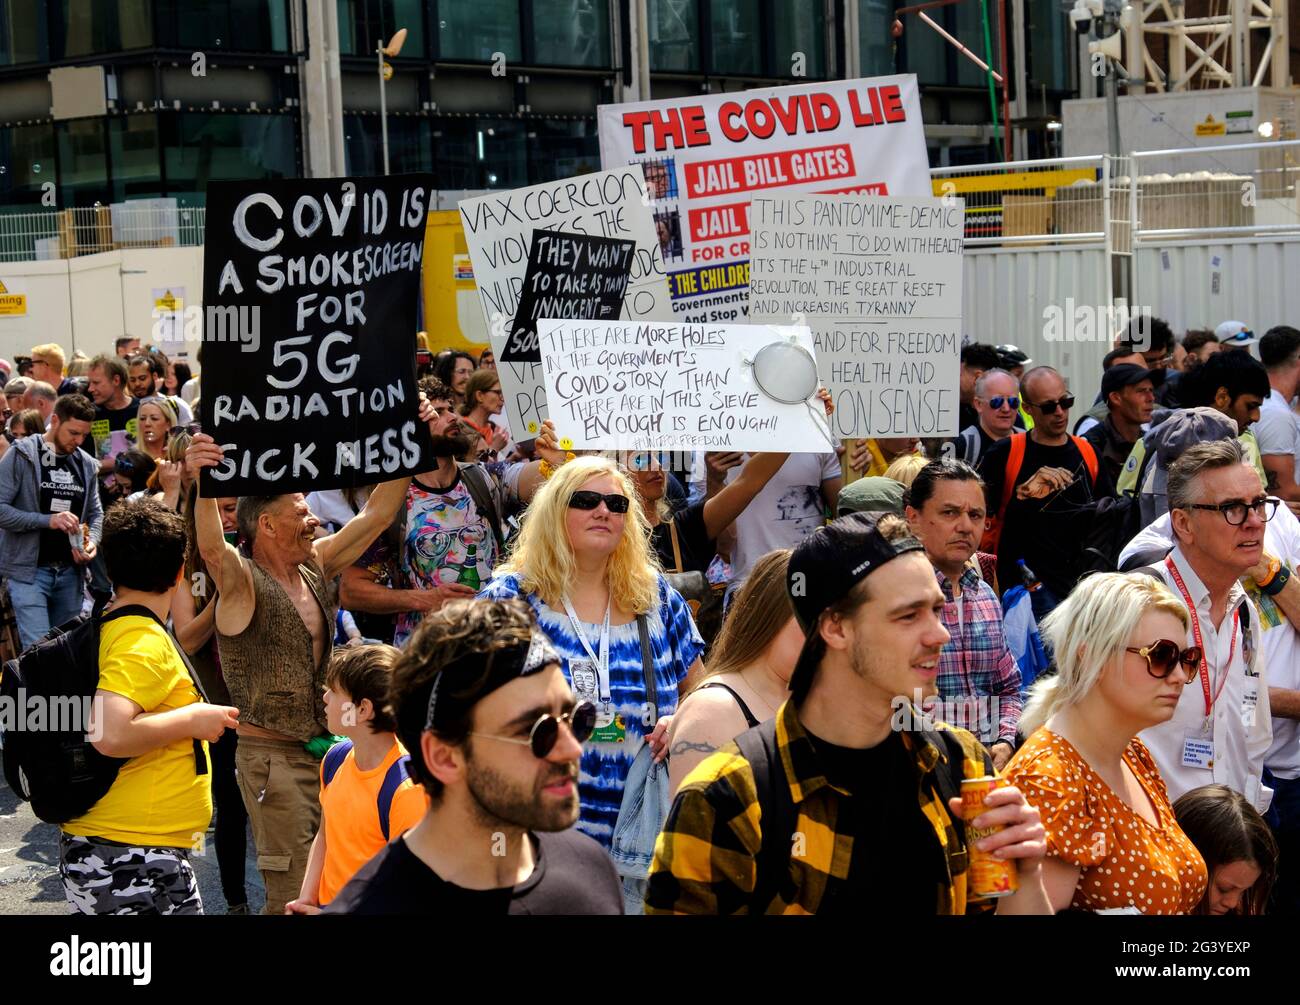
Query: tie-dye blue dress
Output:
[[478, 572, 705, 849]]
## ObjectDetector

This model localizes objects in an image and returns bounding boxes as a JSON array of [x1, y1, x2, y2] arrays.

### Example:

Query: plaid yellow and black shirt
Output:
[[644, 699, 993, 915]]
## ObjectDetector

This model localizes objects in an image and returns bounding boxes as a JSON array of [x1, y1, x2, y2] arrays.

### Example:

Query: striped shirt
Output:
[[932, 565, 1023, 746], [478, 572, 704, 848]]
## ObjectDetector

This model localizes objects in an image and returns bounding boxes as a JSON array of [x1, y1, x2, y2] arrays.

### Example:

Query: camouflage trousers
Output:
[[59, 833, 203, 915]]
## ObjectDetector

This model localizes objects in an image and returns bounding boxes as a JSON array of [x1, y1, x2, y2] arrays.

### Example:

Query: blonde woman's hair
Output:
[[496, 455, 659, 614], [697, 549, 792, 688], [885, 453, 928, 489], [139, 395, 178, 429], [1020, 572, 1190, 735]]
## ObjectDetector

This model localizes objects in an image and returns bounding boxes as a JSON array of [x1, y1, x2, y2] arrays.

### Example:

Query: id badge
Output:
[[1182, 735, 1215, 769], [590, 706, 626, 744], [1241, 688, 1259, 727], [50, 497, 71, 513], [569, 658, 600, 706]]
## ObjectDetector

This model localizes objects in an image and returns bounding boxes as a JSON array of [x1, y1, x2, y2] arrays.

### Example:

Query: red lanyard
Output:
[[1165, 557, 1237, 718]]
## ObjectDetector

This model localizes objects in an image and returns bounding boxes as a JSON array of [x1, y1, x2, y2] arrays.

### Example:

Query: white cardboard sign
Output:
[[748, 193, 964, 438]]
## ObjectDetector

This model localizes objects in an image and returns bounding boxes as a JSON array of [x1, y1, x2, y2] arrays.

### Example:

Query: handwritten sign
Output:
[[199, 175, 435, 496], [748, 193, 964, 437], [501, 231, 635, 364], [538, 319, 832, 451], [459, 168, 673, 437]]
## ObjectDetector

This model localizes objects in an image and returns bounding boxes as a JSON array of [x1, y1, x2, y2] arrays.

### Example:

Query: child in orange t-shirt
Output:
[[286, 645, 428, 913]]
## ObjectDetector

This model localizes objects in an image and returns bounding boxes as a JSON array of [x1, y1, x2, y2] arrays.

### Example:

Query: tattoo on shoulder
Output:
[[671, 739, 718, 756]]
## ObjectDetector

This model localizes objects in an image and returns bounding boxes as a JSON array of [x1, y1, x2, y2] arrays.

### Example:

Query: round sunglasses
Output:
[[568, 490, 630, 513], [469, 701, 597, 758], [1126, 639, 1203, 681]]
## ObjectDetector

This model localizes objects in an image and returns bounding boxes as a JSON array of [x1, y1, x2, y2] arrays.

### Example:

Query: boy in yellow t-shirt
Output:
[[286, 644, 427, 913], [60, 500, 240, 915]]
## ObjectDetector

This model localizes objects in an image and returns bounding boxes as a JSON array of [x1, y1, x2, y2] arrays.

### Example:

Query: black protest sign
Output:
[[199, 175, 436, 496], [500, 231, 636, 364]]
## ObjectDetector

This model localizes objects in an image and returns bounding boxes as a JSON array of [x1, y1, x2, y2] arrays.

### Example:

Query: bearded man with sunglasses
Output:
[[978, 366, 1113, 611], [1132, 439, 1274, 814], [325, 598, 623, 914]]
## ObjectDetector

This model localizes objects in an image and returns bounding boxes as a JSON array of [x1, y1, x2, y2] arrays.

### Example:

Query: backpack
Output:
[[1, 605, 207, 825], [981, 432, 1100, 555], [321, 739, 413, 841], [1079, 443, 1157, 575], [736, 717, 968, 914]]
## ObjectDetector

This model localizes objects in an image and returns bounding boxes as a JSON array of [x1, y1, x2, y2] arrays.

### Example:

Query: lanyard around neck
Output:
[[562, 595, 612, 703]]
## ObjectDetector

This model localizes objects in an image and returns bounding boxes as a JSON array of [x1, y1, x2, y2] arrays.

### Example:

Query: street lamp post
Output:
[[377, 28, 408, 176]]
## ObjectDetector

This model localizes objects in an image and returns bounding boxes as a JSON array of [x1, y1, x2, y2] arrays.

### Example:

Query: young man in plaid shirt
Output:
[[645, 512, 1051, 915], [905, 459, 1022, 770]]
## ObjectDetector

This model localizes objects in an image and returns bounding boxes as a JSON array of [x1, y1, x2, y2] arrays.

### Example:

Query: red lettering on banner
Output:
[[847, 84, 907, 127], [683, 144, 856, 197], [623, 106, 713, 153], [718, 101, 746, 142], [819, 182, 890, 196], [688, 201, 749, 241]]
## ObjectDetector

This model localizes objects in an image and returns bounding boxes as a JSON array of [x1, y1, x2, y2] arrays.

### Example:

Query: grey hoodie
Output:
[[0, 433, 103, 582]]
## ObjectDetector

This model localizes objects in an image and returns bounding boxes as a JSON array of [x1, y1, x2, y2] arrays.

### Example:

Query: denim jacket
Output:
[[0, 434, 103, 581]]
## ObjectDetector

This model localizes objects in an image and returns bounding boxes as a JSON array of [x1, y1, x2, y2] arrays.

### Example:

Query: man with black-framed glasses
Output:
[[324, 598, 623, 914], [978, 366, 1113, 613], [1133, 439, 1274, 814]]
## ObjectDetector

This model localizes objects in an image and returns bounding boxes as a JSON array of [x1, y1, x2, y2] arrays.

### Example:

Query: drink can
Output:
[[959, 775, 1019, 899]]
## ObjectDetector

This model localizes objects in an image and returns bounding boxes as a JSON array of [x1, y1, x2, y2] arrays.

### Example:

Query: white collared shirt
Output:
[[1138, 545, 1273, 812]]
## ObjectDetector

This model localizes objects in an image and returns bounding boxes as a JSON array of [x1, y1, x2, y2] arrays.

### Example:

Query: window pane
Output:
[[772, 0, 824, 77], [157, 0, 291, 53], [1027, 0, 1069, 90], [859, 0, 895, 77], [0, 0, 47, 65], [431, 118, 526, 190], [160, 112, 299, 208], [954, 0, 1001, 88], [336, 0, 425, 58], [711, 0, 760, 75], [57, 119, 110, 208], [343, 114, 431, 176], [649, 0, 697, 72], [110, 115, 162, 202], [0, 124, 56, 209], [901, 10, 946, 84], [533, 0, 610, 67], [434, 0, 520, 60], [51, 0, 153, 58], [527, 119, 600, 184]]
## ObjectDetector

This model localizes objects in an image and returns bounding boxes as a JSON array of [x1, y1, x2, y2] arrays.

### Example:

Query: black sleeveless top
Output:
[[697, 682, 760, 728]]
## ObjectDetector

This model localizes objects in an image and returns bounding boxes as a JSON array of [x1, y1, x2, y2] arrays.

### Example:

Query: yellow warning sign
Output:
[[154, 289, 182, 312], [1195, 115, 1226, 137], [0, 280, 26, 316]]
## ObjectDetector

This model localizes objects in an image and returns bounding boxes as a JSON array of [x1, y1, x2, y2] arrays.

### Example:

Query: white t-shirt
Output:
[[1136, 546, 1273, 810], [1253, 388, 1300, 483], [1122, 505, 1300, 779], [724, 452, 841, 584]]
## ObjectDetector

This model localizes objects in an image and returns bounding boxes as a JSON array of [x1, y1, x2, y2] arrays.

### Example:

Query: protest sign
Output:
[[459, 168, 673, 437], [199, 174, 435, 496], [538, 319, 832, 452], [748, 193, 964, 438], [598, 75, 928, 322], [501, 231, 635, 364]]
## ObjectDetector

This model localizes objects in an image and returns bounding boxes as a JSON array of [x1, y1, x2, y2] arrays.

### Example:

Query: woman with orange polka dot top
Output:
[[1004, 573, 1209, 914]]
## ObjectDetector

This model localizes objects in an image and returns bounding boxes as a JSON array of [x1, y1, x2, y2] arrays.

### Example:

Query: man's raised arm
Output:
[[185, 434, 253, 601]]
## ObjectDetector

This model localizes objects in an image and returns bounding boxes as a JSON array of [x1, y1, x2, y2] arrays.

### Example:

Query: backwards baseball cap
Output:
[[1216, 321, 1257, 347], [1101, 362, 1164, 399], [786, 512, 926, 702]]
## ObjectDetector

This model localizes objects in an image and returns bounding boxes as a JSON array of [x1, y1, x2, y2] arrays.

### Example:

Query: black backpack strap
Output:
[[734, 720, 793, 914], [636, 613, 657, 725], [457, 462, 506, 558], [101, 603, 209, 776]]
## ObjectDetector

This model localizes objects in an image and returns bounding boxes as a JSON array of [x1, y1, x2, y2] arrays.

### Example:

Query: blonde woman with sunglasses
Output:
[[1003, 572, 1209, 913]]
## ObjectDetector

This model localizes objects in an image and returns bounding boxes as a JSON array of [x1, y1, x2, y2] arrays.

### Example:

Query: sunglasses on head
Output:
[[628, 451, 668, 471], [568, 490, 630, 513], [469, 701, 597, 758], [1030, 394, 1075, 414], [984, 395, 1020, 411], [1126, 639, 1203, 681]]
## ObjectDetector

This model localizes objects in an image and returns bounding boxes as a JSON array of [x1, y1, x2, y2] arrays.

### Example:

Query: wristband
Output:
[[1263, 563, 1291, 597], [1257, 556, 1282, 588]]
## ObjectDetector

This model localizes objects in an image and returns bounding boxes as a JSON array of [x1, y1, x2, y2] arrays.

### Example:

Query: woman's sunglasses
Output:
[[469, 701, 597, 758], [1126, 639, 1203, 681], [568, 490, 630, 513]]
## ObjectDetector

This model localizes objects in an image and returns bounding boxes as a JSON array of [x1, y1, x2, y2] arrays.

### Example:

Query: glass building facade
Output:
[[0, 0, 1079, 209]]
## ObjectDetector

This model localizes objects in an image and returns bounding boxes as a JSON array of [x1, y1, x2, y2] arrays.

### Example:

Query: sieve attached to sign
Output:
[[742, 335, 835, 450]]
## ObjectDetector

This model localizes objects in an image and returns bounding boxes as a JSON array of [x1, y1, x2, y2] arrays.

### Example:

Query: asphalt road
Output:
[[0, 773, 266, 915]]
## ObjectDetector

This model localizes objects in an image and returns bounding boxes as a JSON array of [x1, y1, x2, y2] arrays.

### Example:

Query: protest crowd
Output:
[[2, 313, 1298, 921]]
